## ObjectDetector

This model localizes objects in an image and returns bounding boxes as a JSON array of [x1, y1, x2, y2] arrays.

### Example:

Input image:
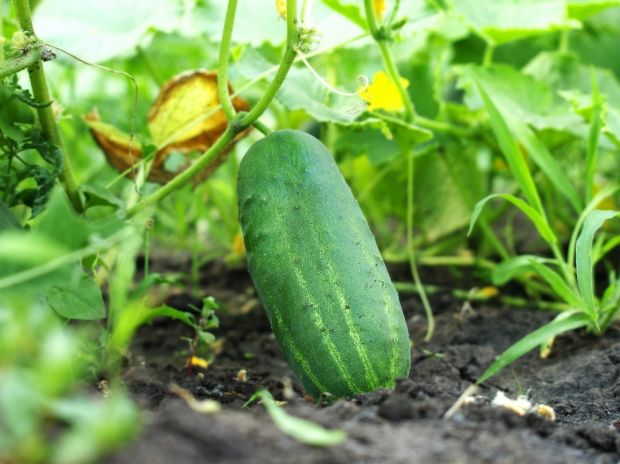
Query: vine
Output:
[[125, 0, 300, 218], [11, 0, 83, 212], [363, 0, 434, 341]]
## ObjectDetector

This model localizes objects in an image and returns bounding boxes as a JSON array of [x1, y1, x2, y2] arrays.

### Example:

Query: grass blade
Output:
[[527, 260, 584, 309], [492, 255, 552, 286], [585, 69, 602, 204], [253, 390, 347, 447], [514, 123, 582, 213], [575, 209, 619, 325], [594, 234, 620, 264], [568, 184, 620, 271], [469, 193, 557, 245], [477, 312, 590, 384], [474, 78, 545, 215]]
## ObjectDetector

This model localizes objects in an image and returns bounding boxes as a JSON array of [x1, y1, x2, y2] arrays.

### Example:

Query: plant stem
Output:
[[12, 0, 83, 212], [126, 0, 299, 217], [136, 46, 162, 85], [482, 42, 495, 67], [394, 281, 567, 312], [559, 29, 570, 54], [0, 45, 40, 78], [0, 0, 4, 64], [126, 126, 236, 217], [301, 0, 312, 23], [407, 148, 434, 341], [365, 0, 436, 340], [387, 0, 401, 26], [363, 0, 414, 123], [217, 0, 239, 121], [372, 110, 471, 136], [377, 42, 415, 121], [253, 120, 272, 135], [417, 255, 495, 269], [239, 1, 298, 128]]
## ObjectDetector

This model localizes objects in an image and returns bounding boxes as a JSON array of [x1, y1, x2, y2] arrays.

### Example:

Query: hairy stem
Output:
[[239, 0, 298, 127], [0, 45, 40, 78], [126, 0, 299, 217], [12, 0, 83, 212], [394, 281, 567, 312], [407, 148, 434, 341], [217, 0, 239, 120], [0, 0, 4, 63], [365, 0, 435, 339], [126, 125, 236, 217], [482, 42, 495, 67]]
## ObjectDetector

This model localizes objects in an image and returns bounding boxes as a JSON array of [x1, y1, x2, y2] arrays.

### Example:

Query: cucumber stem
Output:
[[126, 0, 299, 217], [364, 0, 434, 340], [217, 0, 239, 121], [0, 45, 40, 78], [12, 0, 83, 212]]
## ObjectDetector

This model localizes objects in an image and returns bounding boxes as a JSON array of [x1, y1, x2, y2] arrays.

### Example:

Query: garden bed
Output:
[[108, 260, 620, 464]]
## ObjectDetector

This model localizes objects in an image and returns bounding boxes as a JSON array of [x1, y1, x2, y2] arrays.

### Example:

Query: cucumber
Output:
[[237, 130, 410, 398]]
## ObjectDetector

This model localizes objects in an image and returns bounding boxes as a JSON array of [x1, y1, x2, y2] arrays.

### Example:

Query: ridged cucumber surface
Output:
[[237, 130, 411, 398]]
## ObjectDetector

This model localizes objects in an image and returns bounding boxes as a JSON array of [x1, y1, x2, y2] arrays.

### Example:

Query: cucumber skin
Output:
[[237, 130, 411, 398]]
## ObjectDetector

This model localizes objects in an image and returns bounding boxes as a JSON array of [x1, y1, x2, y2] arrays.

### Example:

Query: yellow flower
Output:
[[357, 71, 410, 112], [189, 356, 209, 369], [373, 0, 386, 21], [276, 0, 287, 19]]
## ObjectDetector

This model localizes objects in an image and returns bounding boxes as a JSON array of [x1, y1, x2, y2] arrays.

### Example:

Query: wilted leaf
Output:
[[147, 70, 248, 161], [87, 71, 249, 184], [84, 113, 151, 178]]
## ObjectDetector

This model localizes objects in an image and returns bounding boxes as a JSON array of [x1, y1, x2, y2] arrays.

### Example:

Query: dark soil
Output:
[[109, 259, 620, 464]]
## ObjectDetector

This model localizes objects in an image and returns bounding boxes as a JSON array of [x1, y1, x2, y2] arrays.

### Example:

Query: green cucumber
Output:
[[237, 130, 411, 398]]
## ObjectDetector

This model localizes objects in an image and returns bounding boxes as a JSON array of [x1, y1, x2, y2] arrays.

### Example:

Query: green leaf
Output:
[[0, 230, 67, 270], [145, 305, 195, 328], [594, 234, 620, 264], [452, 0, 577, 45], [34, 0, 185, 63], [575, 209, 619, 320], [477, 312, 590, 384], [462, 64, 583, 134], [254, 390, 347, 446], [473, 76, 545, 214], [512, 123, 582, 212], [567, 0, 620, 20], [45, 269, 106, 320], [202, 0, 363, 48], [32, 189, 90, 251], [585, 70, 602, 203], [568, 185, 619, 268], [321, 0, 367, 29], [0, 199, 20, 231], [527, 260, 584, 308], [492, 255, 547, 285], [469, 193, 556, 245], [80, 185, 124, 210], [277, 68, 360, 125]]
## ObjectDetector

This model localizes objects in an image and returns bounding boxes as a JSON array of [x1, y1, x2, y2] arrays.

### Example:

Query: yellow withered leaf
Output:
[[148, 70, 248, 164], [87, 70, 249, 184]]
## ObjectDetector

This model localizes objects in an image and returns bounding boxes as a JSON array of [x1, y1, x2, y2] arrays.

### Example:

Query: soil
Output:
[[108, 258, 620, 464]]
